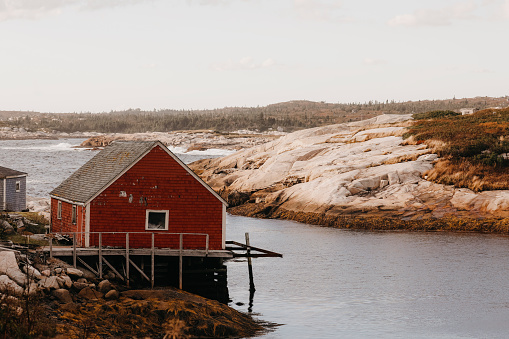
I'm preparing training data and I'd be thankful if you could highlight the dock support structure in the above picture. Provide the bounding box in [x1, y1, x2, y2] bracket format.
[245, 232, 255, 292]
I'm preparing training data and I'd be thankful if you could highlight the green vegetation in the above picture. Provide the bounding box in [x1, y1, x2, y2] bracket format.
[406, 107, 509, 191]
[3, 96, 507, 133]
[412, 110, 460, 120]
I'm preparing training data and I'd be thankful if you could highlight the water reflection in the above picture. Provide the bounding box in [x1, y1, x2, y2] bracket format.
[226, 215, 509, 339]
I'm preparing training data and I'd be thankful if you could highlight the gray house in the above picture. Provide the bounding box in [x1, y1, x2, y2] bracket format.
[0, 166, 27, 212]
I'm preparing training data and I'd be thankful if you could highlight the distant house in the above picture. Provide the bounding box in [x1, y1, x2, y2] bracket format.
[0, 166, 27, 212]
[50, 141, 228, 249]
[460, 108, 478, 115]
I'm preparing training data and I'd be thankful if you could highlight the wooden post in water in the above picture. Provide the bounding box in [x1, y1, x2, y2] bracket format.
[245, 232, 255, 292]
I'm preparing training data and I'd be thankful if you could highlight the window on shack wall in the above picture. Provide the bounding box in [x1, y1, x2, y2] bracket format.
[72, 205, 77, 224]
[57, 201, 62, 219]
[15, 181, 20, 192]
[146, 210, 169, 231]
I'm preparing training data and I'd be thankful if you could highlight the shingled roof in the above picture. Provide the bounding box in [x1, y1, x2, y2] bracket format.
[0, 166, 27, 179]
[50, 141, 227, 205]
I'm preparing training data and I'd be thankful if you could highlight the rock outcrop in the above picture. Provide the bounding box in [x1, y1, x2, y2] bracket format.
[190, 114, 509, 221]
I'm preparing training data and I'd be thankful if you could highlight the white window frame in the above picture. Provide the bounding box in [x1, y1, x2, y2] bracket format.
[72, 205, 77, 225]
[15, 181, 20, 192]
[57, 201, 62, 219]
[145, 210, 169, 231]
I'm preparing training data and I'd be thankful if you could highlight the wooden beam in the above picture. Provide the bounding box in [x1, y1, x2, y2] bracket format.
[102, 257, 125, 282]
[122, 256, 150, 282]
[77, 257, 98, 276]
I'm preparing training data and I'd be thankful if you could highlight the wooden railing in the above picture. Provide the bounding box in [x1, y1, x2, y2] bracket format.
[46, 231, 210, 289]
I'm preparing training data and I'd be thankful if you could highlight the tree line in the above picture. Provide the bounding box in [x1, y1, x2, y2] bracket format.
[3, 97, 508, 134]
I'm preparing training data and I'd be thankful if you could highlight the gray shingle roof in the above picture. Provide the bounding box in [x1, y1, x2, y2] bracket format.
[50, 141, 157, 203]
[0, 166, 27, 179]
[50, 140, 227, 206]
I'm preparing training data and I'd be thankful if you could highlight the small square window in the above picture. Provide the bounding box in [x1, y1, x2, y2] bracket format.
[146, 210, 169, 230]
[72, 205, 77, 224]
[57, 201, 62, 219]
[15, 181, 20, 192]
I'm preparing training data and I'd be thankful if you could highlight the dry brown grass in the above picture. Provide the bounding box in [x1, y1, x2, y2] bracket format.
[55, 290, 267, 338]
[405, 107, 509, 191]
[424, 158, 509, 191]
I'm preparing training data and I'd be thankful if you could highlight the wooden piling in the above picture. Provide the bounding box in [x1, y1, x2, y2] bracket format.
[151, 233, 155, 288]
[99, 233, 103, 279]
[245, 232, 255, 292]
[126, 233, 130, 288]
[73, 233, 77, 268]
[179, 233, 183, 289]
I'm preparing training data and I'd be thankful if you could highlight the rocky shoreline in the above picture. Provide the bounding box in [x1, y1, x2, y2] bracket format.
[0, 243, 267, 338]
[190, 114, 509, 230]
[0, 213, 268, 338]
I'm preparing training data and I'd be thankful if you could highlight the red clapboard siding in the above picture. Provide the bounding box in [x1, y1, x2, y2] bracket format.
[51, 199, 86, 246]
[86, 145, 224, 249]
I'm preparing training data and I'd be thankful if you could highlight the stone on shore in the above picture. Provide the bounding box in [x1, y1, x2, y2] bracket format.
[104, 289, 119, 300]
[65, 267, 84, 278]
[52, 289, 73, 304]
[78, 287, 103, 300]
[0, 275, 24, 295]
[39, 276, 60, 291]
[97, 280, 113, 294]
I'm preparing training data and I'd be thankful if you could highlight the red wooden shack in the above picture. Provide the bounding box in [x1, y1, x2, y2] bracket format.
[50, 141, 227, 250]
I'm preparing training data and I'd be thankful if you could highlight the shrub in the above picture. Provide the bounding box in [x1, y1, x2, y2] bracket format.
[412, 110, 460, 120]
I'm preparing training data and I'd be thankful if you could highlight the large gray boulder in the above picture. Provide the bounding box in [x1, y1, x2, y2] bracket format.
[0, 252, 27, 287]
[22, 265, 42, 280]
[0, 275, 23, 295]
[39, 276, 60, 291]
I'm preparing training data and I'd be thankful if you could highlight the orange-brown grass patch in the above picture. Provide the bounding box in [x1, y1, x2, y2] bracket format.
[55, 289, 268, 339]
[405, 107, 509, 190]
[424, 158, 509, 191]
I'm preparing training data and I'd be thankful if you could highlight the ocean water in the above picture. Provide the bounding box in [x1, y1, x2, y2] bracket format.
[2, 139, 509, 338]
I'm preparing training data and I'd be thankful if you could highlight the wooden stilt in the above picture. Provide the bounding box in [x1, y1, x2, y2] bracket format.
[245, 232, 255, 292]
[126, 233, 130, 287]
[179, 233, 183, 290]
[98, 233, 103, 279]
[77, 257, 98, 276]
[127, 258, 150, 282]
[73, 233, 77, 268]
[151, 233, 155, 289]
[102, 257, 124, 281]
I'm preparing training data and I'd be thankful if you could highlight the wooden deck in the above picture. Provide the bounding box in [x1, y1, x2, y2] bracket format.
[41, 246, 233, 258]
[38, 231, 282, 291]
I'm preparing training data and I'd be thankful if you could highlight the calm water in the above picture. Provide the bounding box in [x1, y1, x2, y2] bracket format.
[2, 139, 509, 338]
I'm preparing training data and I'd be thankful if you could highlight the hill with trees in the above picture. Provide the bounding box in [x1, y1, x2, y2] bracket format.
[1, 96, 508, 134]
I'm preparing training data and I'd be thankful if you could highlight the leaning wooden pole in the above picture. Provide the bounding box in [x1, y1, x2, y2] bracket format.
[245, 232, 255, 292]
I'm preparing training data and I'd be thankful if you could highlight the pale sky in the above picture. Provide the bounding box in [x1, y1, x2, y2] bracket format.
[0, 0, 508, 112]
